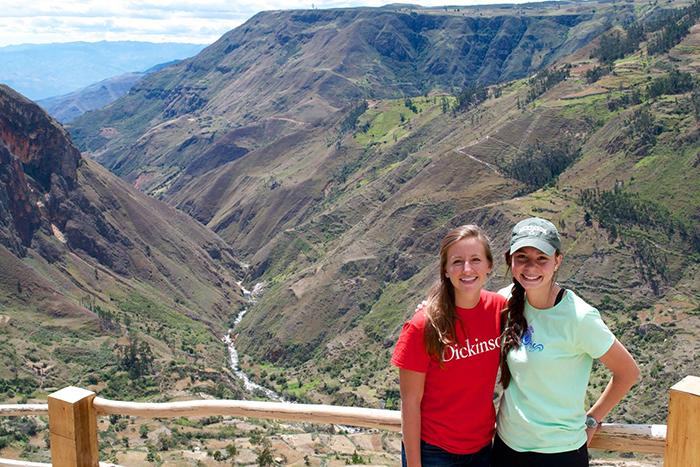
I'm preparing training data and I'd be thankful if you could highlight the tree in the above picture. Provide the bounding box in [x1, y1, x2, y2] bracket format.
[349, 451, 367, 464]
[257, 446, 275, 467]
[157, 433, 173, 451]
[117, 334, 154, 379]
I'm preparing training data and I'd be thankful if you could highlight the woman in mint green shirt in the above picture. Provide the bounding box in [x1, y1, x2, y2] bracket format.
[491, 218, 640, 467]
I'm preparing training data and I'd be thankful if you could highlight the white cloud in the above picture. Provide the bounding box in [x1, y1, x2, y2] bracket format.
[0, 0, 544, 47]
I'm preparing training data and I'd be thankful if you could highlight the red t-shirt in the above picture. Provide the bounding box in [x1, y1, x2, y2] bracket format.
[391, 289, 506, 454]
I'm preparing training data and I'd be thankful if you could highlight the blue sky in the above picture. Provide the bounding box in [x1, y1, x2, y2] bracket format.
[0, 0, 538, 47]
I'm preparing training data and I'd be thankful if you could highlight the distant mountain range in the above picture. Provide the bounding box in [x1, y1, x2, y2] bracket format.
[0, 41, 206, 100]
[37, 61, 179, 124]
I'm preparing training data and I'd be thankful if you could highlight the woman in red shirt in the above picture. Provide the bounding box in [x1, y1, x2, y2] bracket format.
[391, 225, 507, 467]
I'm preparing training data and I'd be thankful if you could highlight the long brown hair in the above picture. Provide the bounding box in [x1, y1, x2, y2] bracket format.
[423, 225, 494, 367]
[499, 249, 561, 388]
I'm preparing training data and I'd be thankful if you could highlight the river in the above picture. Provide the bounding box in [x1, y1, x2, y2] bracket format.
[222, 307, 286, 402]
[222, 283, 359, 432]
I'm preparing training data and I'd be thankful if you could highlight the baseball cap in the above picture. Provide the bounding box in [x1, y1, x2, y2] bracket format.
[510, 217, 561, 256]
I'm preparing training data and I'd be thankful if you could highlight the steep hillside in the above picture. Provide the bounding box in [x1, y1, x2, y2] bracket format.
[68, 2, 630, 195]
[0, 84, 247, 401]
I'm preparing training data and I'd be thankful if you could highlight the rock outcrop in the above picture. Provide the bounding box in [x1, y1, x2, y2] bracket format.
[0, 83, 245, 324]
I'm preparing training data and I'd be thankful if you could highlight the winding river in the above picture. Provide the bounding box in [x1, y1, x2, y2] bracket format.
[222, 307, 286, 402]
[223, 282, 360, 432]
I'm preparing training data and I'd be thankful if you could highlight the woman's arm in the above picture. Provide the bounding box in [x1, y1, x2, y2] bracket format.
[586, 338, 641, 446]
[399, 368, 426, 467]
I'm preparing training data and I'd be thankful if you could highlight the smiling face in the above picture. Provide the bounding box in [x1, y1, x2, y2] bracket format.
[510, 246, 562, 297]
[444, 237, 492, 308]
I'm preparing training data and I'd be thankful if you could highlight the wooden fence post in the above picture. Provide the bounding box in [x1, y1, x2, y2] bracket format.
[48, 387, 99, 467]
[664, 375, 700, 466]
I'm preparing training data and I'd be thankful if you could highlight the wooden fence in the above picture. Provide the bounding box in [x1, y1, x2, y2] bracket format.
[0, 375, 698, 466]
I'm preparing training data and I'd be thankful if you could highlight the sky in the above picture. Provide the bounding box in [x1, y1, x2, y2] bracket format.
[0, 0, 537, 48]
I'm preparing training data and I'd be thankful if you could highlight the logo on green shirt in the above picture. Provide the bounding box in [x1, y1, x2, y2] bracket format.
[522, 326, 544, 352]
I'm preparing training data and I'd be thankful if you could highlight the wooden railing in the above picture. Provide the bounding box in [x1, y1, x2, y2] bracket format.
[0, 375, 698, 466]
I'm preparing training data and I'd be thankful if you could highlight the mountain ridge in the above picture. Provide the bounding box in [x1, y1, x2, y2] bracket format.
[0, 41, 206, 100]
[37, 61, 180, 124]
[68, 4, 623, 196]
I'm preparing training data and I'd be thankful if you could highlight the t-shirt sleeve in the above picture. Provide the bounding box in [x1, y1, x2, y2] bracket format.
[574, 309, 616, 359]
[391, 319, 430, 373]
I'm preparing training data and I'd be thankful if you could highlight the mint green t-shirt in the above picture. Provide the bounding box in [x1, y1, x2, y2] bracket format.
[496, 285, 616, 453]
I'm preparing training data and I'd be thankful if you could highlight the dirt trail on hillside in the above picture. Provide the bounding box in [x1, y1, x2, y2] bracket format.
[455, 145, 503, 176]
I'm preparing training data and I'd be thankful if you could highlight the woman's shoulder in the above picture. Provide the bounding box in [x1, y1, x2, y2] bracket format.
[562, 289, 596, 312]
[405, 306, 427, 328]
[557, 289, 603, 325]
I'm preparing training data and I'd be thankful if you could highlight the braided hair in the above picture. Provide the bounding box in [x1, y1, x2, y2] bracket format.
[499, 249, 561, 388]
[423, 225, 493, 368]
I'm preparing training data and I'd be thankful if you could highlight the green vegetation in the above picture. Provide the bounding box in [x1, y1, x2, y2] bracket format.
[646, 68, 695, 100]
[340, 100, 369, 136]
[592, 23, 645, 65]
[353, 97, 438, 147]
[585, 64, 614, 84]
[0, 377, 38, 400]
[499, 140, 582, 190]
[116, 334, 154, 380]
[0, 417, 40, 450]
[647, 0, 700, 55]
[579, 184, 700, 256]
[591, 2, 700, 65]
[453, 85, 488, 113]
[626, 105, 662, 146]
[526, 65, 570, 103]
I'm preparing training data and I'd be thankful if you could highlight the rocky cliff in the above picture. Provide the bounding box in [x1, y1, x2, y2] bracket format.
[0, 83, 246, 332]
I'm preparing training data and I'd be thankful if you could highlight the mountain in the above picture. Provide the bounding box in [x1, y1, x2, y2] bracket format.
[68, 3, 629, 195]
[37, 61, 179, 124]
[0, 84, 247, 399]
[4, 4, 698, 464]
[0, 41, 206, 100]
[62, 3, 700, 430]
[166, 3, 699, 427]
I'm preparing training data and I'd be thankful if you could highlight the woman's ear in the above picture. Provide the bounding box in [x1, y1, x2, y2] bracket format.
[554, 254, 563, 271]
